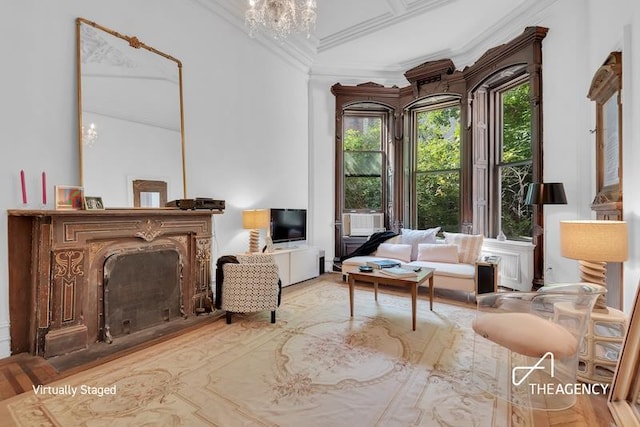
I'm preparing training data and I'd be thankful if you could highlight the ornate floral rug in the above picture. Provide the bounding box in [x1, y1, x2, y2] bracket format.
[0, 280, 533, 426]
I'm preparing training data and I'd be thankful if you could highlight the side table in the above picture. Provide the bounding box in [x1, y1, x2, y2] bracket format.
[578, 307, 627, 384]
[475, 256, 500, 294]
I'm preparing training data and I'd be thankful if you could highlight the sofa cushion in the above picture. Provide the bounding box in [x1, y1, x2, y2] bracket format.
[401, 227, 440, 261]
[417, 243, 459, 264]
[443, 232, 483, 264]
[408, 261, 475, 279]
[373, 243, 412, 263]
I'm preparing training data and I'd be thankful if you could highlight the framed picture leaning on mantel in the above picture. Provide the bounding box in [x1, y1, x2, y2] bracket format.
[84, 196, 104, 210]
[587, 51, 622, 219]
[54, 185, 84, 210]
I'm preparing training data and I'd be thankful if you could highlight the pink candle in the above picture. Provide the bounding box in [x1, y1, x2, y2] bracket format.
[42, 172, 47, 205]
[20, 170, 27, 204]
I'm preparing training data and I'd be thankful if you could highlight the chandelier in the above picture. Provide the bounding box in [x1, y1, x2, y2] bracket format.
[82, 122, 98, 146]
[245, 0, 317, 41]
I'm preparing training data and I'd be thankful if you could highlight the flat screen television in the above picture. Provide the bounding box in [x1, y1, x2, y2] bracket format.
[270, 208, 307, 244]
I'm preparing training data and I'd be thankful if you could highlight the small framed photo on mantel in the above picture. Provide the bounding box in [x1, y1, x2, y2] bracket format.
[84, 196, 104, 210]
[54, 185, 84, 210]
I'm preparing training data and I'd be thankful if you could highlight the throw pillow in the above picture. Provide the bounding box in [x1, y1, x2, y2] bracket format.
[443, 232, 483, 264]
[400, 227, 441, 261]
[416, 243, 459, 264]
[373, 243, 412, 263]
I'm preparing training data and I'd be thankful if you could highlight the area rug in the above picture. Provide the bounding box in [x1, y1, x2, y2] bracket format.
[0, 280, 533, 426]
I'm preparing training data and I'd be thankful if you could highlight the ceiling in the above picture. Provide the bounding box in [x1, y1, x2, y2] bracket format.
[195, 0, 557, 80]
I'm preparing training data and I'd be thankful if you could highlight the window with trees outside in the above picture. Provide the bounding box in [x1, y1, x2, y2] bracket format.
[342, 112, 386, 212]
[413, 102, 461, 232]
[495, 80, 533, 240]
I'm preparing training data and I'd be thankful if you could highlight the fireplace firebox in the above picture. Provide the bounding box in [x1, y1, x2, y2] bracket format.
[103, 249, 182, 342]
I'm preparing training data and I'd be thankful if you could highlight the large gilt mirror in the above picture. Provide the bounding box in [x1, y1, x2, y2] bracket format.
[76, 17, 186, 207]
[609, 281, 640, 426]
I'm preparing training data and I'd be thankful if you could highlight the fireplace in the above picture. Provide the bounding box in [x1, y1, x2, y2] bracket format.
[8, 209, 218, 358]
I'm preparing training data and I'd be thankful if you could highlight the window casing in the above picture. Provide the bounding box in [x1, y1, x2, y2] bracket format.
[342, 110, 389, 213]
[492, 79, 533, 240]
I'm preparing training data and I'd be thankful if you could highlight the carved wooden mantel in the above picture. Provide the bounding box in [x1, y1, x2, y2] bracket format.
[8, 208, 218, 358]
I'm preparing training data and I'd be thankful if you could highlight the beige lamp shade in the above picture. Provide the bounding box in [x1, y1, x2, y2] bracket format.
[560, 220, 628, 307]
[560, 220, 628, 262]
[242, 209, 270, 230]
[243, 209, 270, 253]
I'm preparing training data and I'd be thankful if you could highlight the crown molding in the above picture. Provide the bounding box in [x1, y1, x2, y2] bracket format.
[446, 0, 558, 69]
[318, 0, 457, 52]
[395, 0, 558, 72]
[309, 65, 407, 87]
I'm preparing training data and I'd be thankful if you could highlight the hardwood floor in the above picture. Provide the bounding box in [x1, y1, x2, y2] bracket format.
[0, 353, 57, 401]
[0, 274, 616, 426]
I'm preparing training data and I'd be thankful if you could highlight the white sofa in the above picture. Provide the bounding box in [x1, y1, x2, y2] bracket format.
[341, 230, 483, 296]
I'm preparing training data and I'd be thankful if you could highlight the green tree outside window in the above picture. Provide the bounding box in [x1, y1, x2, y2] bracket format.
[343, 116, 383, 211]
[499, 82, 533, 240]
[415, 105, 461, 232]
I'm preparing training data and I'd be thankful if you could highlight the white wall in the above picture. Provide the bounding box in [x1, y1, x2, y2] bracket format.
[537, 1, 592, 285]
[0, 0, 310, 358]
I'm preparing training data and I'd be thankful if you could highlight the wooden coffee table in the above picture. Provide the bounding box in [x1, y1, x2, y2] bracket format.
[347, 267, 435, 331]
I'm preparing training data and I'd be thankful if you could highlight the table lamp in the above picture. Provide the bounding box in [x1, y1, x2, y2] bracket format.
[525, 182, 567, 284]
[559, 219, 628, 384]
[524, 182, 567, 205]
[559, 220, 628, 310]
[243, 209, 270, 253]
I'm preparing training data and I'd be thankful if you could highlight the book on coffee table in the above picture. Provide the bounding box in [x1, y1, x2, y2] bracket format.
[378, 267, 418, 278]
[366, 259, 401, 269]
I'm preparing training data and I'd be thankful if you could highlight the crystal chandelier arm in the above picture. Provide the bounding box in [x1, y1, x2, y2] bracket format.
[245, 0, 316, 40]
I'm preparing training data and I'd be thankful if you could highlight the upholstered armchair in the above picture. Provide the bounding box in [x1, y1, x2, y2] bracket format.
[220, 254, 281, 324]
[471, 283, 606, 410]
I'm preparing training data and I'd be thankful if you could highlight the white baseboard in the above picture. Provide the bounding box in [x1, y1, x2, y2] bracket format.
[0, 320, 11, 359]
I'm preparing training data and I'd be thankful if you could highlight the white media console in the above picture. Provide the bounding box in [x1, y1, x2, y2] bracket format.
[269, 246, 320, 287]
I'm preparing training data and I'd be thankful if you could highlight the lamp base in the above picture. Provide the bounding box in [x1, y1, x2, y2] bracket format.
[578, 260, 608, 310]
[248, 229, 260, 253]
[578, 260, 606, 286]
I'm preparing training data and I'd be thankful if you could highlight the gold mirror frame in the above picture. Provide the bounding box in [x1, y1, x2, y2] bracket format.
[588, 52, 622, 214]
[609, 281, 640, 426]
[76, 17, 187, 206]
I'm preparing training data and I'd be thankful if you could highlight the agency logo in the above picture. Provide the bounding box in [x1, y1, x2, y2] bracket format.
[512, 351, 554, 386]
[512, 352, 609, 395]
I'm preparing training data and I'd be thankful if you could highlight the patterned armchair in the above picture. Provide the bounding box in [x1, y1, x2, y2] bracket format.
[220, 254, 281, 324]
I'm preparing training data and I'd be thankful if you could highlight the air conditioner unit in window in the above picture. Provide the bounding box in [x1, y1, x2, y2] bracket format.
[342, 213, 385, 236]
